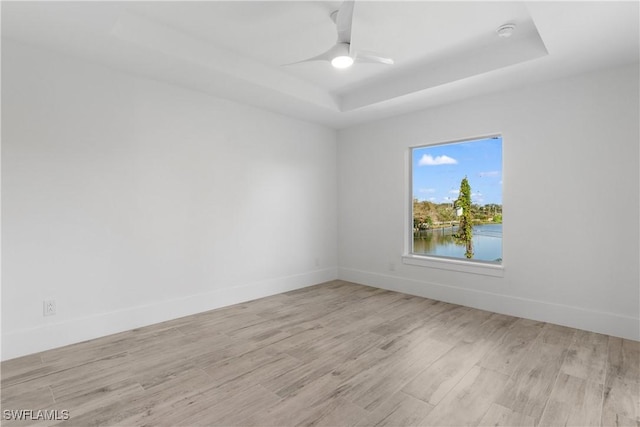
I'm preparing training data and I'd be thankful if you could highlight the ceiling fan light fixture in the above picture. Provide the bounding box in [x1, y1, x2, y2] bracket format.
[283, 3, 393, 69]
[331, 55, 354, 68]
[329, 42, 354, 69]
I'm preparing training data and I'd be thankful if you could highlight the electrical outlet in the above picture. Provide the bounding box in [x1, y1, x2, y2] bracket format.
[388, 262, 396, 272]
[43, 299, 56, 316]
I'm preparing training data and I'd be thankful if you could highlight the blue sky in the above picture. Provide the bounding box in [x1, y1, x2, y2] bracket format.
[413, 136, 502, 205]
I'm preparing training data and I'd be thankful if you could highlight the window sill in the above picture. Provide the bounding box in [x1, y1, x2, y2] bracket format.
[402, 254, 504, 277]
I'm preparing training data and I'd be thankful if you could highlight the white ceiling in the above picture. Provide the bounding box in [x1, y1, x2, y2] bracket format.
[2, 1, 639, 129]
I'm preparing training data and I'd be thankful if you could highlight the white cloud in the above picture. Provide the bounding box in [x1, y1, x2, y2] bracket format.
[418, 154, 458, 166]
[479, 171, 500, 178]
[419, 188, 436, 193]
[449, 189, 460, 194]
[429, 197, 436, 201]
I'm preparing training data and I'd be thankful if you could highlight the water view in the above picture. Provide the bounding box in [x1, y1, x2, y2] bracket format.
[412, 136, 503, 263]
[413, 223, 502, 262]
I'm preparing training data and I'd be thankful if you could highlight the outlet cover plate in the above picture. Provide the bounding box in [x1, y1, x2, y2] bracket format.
[43, 300, 56, 316]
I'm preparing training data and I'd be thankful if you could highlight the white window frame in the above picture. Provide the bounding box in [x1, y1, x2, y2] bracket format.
[402, 134, 505, 277]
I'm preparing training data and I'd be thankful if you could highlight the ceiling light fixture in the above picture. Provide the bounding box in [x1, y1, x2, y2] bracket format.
[331, 55, 354, 69]
[285, 2, 392, 69]
[497, 23, 516, 38]
[329, 42, 354, 69]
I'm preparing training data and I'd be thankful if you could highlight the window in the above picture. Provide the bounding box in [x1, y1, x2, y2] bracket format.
[409, 136, 503, 267]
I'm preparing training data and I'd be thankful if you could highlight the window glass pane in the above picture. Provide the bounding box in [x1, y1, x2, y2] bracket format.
[412, 136, 502, 263]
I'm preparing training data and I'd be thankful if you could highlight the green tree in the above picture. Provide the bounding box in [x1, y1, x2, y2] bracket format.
[454, 177, 474, 258]
[436, 204, 454, 222]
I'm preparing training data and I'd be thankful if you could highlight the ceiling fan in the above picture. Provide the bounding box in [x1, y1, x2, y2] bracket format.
[288, 0, 394, 69]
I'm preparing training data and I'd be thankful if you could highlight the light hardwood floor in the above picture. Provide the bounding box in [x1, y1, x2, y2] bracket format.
[2, 280, 639, 426]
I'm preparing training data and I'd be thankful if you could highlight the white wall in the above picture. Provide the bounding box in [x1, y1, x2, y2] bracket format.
[338, 64, 640, 341]
[3, 39, 638, 362]
[1, 40, 338, 360]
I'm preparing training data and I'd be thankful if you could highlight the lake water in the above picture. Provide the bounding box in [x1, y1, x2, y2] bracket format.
[413, 223, 502, 262]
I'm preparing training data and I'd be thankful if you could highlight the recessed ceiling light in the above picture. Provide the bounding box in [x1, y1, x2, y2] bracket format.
[497, 23, 516, 38]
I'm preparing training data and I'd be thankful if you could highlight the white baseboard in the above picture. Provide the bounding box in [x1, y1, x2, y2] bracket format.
[1, 268, 338, 361]
[339, 267, 640, 342]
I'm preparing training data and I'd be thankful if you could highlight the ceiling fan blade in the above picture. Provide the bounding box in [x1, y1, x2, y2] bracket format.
[283, 49, 333, 66]
[336, 0, 354, 44]
[354, 51, 394, 65]
[283, 43, 351, 66]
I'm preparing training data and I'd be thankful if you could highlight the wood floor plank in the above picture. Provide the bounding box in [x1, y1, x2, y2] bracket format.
[54, 378, 146, 424]
[283, 329, 384, 365]
[1, 280, 637, 427]
[260, 352, 343, 398]
[356, 391, 434, 427]
[241, 372, 350, 426]
[493, 339, 569, 423]
[608, 337, 640, 383]
[346, 337, 452, 411]
[39, 326, 186, 368]
[0, 382, 55, 411]
[419, 365, 510, 426]
[202, 348, 302, 388]
[224, 318, 289, 344]
[2, 351, 132, 395]
[1, 353, 43, 374]
[402, 338, 485, 405]
[538, 323, 577, 346]
[176, 311, 267, 337]
[65, 367, 213, 426]
[368, 299, 451, 337]
[601, 375, 640, 426]
[1, 362, 63, 389]
[159, 383, 282, 427]
[419, 305, 494, 346]
[478, 403, 536, 426]
[401, 314, 511, 406]
[372, 293, 439, 323]
[561, 329, 609, 384]
[188, 333, 265, 369]
[131, 355, 200, 390]
[49, 364, 136, 403]
[538, 372, 604, 426]
[477, 318, 544, 376]
[303, 399, 369, 427]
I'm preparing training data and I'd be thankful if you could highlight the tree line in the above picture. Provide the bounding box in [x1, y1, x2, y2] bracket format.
[412, 199, 502, 230]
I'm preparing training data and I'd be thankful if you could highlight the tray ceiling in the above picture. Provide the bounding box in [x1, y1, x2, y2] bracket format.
[2, 1, 638, 128]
